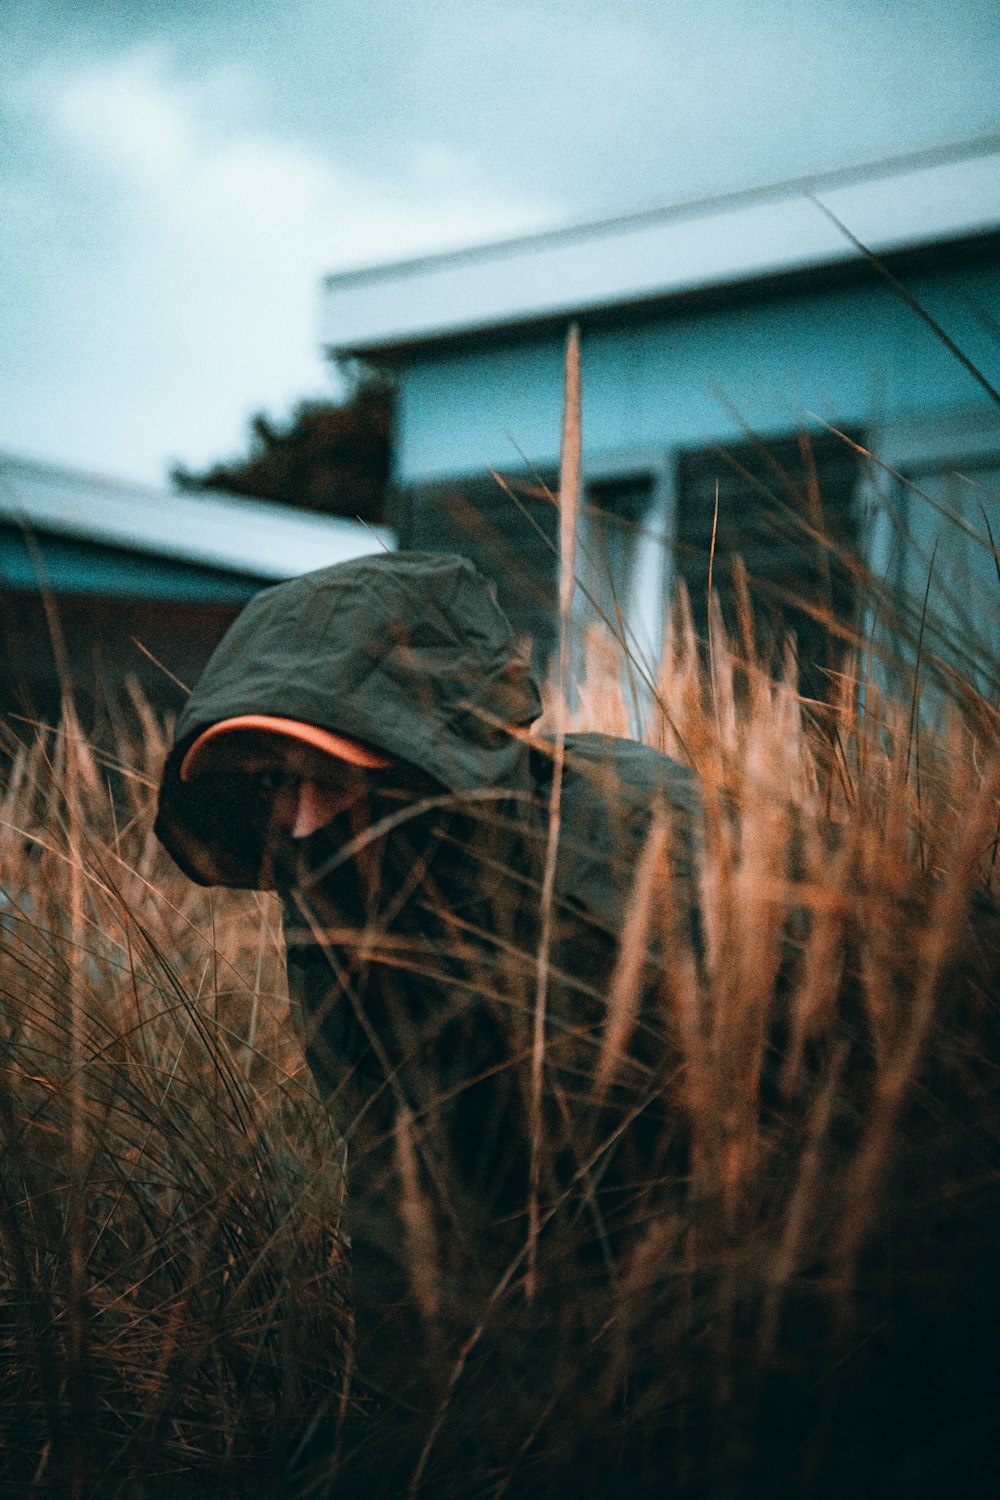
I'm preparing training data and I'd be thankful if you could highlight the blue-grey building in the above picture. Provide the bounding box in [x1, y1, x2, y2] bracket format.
[322, 136, 1000, 691]
[0, 453, 393, 717]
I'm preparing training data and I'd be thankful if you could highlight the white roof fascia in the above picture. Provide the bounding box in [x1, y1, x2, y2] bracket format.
[321, 141, 1000, 354]
[0, 455, 394, 578]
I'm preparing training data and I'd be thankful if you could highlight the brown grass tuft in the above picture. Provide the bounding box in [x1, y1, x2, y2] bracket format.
[1, 436, 998, 1496]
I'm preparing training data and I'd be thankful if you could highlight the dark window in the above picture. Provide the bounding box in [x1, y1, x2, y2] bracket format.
[891, 458, 1000, 700]
[577, 473, 661, 660]
[675, 430, 865, 696]
[583, 474, 657, 595]
[395, 469, 559, 664]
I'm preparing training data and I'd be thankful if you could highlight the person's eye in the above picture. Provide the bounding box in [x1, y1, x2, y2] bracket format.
[254, 769, 286, 794]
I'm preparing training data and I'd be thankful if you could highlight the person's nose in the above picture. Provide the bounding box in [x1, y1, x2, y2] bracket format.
[272, 778, 356, 840]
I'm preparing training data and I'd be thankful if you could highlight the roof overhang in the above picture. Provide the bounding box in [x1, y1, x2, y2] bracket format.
[321, 136, 1000, 359]
[0, 455, 394, 581]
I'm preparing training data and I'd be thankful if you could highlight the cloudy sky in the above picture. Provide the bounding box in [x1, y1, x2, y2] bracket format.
[4, 0, 1000, 485]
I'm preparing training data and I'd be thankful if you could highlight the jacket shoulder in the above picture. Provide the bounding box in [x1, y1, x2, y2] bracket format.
[564, 733, 699, 809]
[541, 734, 701, 936]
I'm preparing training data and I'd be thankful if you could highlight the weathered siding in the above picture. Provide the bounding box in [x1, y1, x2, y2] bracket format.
[395, 470, 559, 666]
[0, 591, 242, 724]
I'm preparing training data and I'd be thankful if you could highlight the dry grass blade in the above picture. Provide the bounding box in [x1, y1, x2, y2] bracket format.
[905, 535, 938, 791]
[595, 807, 668, 1097]
[810, 194, 1000, 411]
[707, 477, 722, 741]
[526, 321, 580, 1301]
[394, 1106, 441, 1329]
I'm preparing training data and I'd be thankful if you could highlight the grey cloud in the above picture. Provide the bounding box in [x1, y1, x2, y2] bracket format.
[11, 0, 1000, 218]
[4, 0, 1000, 481]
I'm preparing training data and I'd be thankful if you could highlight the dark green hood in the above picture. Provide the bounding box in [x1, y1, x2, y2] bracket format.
[155, 551, 542, 886]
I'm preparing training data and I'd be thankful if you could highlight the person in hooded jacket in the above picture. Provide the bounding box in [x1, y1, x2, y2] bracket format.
[155, 549, 700, 1466]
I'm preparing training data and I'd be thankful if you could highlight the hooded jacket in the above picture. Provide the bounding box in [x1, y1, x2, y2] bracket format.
[156, 551, 700, 1262]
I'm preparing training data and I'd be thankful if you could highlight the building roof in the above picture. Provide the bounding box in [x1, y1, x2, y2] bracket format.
[321, 134, 1000, 357]
[0, 452, 394, 589]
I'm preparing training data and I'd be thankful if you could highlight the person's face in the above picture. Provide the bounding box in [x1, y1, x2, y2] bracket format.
[223, 733, 440, 898]
[242, 741, 380, 842]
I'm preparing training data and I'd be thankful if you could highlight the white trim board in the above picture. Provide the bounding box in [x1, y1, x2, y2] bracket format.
[323, 138, 1000, 355]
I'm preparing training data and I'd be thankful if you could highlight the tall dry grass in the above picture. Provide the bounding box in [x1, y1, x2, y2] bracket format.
[1, 444, 999, 1494]
[0, 695, 349, 1497]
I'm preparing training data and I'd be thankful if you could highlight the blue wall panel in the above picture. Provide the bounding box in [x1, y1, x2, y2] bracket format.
[396, 263, 1000, 482]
